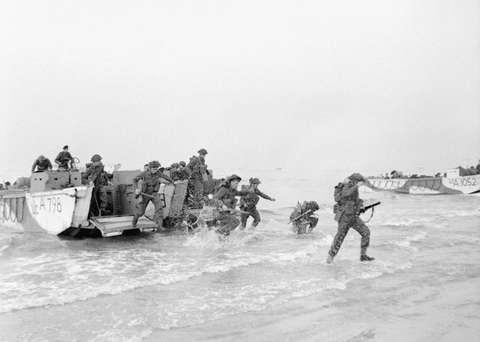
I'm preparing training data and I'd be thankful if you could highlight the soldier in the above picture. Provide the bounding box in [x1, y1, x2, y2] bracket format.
[239, 178, 275, 229]
[327, 173, 374, 264]
[31, 155, 53, 173]
[186, 148, 209, 208]
[54, 145, 74, 171]
[289, 201, 319, 234]
[212, 174, 251, 236]
[83, 154, 112, 216]
[132, 160, 175, 230]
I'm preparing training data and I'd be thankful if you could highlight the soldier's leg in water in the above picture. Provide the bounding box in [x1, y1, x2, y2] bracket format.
[240, 212, 249, 229]
[251, 208, 261, 228]
[327, 216, 353, 262]
[152, 195, 165, 230]
[132, 198, 149, 227]
[218, 213, 240, 236]
[352, 218, 374, 261]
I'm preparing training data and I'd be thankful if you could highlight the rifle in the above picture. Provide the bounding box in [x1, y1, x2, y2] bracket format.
[360, 201, 381, 213]
[288, 209, 312, 224]
[358, 201, 381, 222]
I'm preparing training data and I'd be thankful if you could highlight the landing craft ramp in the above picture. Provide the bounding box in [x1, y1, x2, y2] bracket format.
[89, 215, 157, 237]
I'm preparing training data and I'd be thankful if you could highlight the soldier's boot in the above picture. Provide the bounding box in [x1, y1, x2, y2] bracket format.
[326, 254, 334, 264]
[132, 214, 139, 228]
[360, 247, 375, 262]
[240, 224, 246, 231]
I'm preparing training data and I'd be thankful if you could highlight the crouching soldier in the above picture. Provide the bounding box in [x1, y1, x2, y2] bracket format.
[327, 173, 374, 264]
[289, 201, 319, 234]
[240, 178, 275, 230]
[212, 174, 251, 236]
[132, 160, 175, 231]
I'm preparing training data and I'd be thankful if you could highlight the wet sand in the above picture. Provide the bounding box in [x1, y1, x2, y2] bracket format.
[148, 269, 480, 342]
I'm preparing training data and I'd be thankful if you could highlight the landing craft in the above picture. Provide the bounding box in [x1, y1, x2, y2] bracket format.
[360, 168, 480, 195]
[0, 169, 192, 237]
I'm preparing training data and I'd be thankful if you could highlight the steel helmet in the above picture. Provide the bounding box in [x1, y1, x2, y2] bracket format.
[91, 154, 102, 162]
[249, 178, 261, 184]
[349, 173, 365, 182]
[149, 160, 161, 168]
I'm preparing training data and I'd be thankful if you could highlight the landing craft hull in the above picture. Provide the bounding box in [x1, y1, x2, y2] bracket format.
[362, 175, 480, 195]
[0, 186, 93, 234]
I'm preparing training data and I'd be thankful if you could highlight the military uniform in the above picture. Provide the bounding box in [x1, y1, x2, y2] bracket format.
[290, 201, 319, 234]
[186, 149, 208, 208]
[32, 156, 53, 173]
[55, 150, 73, 170]
[328, 173, 373, 262]
[240, 178, 274, 229]
[83, 157, 111, 214]
[213, 175, 249, 235]
[132, 161, 175, 229]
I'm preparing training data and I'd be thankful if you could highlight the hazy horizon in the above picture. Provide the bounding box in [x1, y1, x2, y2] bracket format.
[1, 0, 479, 182]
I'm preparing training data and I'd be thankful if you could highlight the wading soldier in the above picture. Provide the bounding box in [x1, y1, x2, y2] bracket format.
[132, 160, 175, 230]
[186, 148, 209, 208]
[213, 174, 251, 236]
[327, 173, 374, 264]
[290, 201, 320, 234]
[240, 178, 275, 229]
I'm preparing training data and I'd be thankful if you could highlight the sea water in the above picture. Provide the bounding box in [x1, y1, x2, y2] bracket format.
[0, 169, 479, 342]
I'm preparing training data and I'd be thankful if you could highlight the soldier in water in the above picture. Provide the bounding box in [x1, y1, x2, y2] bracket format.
[212, 174, 251, 236]
[290, 201, 319, 234]
[132, 160, 175, 231]
[239, 178, 276, 230]
[327, 173, 374, 264]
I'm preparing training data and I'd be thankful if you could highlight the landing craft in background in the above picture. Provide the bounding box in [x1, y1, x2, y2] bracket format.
[361, 169, 480, 195]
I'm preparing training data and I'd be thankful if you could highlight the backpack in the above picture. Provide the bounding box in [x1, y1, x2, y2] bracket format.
[333, 182, 344, 216]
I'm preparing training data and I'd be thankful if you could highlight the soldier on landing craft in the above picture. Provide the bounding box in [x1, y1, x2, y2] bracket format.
[32, 155, 53, 173]
[239, 178, 275, 230]
[132, 161, 175, 231]
[170, 163, 189, 181]
[82, 154, 113, 216]
[327, 173, 374, 264]
[186, 149, 209, 208]
[55, 145, 74, 171]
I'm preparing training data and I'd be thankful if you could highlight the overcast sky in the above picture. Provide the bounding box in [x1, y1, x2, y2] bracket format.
[1, 0, 479, 181]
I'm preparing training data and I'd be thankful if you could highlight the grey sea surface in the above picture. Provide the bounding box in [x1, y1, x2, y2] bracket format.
[0, 170, 479, 341]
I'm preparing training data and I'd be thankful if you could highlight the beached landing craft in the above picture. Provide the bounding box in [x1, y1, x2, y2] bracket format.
[0, 170, 189, 237]
[361, 168, 480, 195]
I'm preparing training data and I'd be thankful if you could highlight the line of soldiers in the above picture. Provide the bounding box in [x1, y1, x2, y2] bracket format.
[30, 146, 375, 264]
